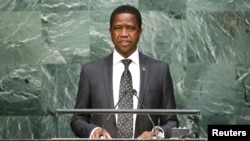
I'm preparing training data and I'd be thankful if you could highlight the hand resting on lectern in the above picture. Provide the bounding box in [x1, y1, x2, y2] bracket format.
[90, 127, 112, 139]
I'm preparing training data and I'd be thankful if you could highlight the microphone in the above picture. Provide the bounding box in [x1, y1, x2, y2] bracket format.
[100, 90, 128, 138]
[131, 89, 156, 137]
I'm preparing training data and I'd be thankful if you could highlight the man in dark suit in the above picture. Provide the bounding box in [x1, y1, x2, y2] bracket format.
[70, 4, 179, 139]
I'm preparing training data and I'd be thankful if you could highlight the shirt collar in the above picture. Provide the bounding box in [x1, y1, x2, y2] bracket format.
[113, 49, 139, 65]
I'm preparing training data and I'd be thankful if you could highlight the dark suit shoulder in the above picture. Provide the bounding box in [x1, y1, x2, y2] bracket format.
[83, 58, 104, 67]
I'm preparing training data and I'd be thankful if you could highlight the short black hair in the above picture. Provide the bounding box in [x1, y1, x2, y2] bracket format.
[110, 5, 142, 28]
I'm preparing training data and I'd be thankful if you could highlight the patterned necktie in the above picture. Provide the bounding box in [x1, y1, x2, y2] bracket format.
[117, 59, 133, 138]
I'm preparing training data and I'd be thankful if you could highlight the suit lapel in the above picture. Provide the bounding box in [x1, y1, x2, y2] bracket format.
[103, 53, 114, 108]
[138, 52, 149, 109]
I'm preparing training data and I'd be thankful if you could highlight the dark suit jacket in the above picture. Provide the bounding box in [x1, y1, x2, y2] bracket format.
[70, 51, 179, 138]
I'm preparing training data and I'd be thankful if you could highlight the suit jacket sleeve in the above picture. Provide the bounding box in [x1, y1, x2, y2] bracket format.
[70, 65, 97, 138]
[160, 63, 179, 138]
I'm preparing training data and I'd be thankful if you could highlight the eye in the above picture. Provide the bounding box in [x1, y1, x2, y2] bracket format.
[127, 26, 136, 32]
[113, 26, 122, 31]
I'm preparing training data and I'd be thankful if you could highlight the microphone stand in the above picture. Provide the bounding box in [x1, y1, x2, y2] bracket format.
[100, 91, 128, 138]
[98, 89, 176, 139]
[131, 89, 157, 137]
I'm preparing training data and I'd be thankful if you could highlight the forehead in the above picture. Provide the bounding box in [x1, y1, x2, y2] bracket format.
[112, 13, 138, 25]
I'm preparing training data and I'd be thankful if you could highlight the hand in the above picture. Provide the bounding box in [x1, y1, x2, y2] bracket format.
[136, 131, 154, 139]
[90, 128, 112, 139]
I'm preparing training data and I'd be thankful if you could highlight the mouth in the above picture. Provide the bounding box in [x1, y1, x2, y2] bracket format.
[120, 40, 130, 46]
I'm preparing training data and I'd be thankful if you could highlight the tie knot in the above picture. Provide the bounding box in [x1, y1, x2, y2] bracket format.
[121, 59, 132, 69]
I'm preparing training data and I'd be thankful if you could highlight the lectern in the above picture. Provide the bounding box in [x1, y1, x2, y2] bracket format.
[54, 109, 206, 141]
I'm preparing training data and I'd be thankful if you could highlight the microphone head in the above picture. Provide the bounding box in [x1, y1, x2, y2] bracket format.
[131, 89, 137, 95]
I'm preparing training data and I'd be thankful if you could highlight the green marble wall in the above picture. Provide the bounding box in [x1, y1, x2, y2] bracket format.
[0, 0, 249, 139]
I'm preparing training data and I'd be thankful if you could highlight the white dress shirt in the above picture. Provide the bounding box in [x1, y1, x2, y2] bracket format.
[113, 48, 140, 138]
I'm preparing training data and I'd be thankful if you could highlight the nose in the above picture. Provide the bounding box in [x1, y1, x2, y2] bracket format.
[121, 28, 128, 36]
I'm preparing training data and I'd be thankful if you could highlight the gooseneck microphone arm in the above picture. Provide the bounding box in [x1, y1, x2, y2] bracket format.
[131, 89, 156, 136]
[100, 90, 128, 138]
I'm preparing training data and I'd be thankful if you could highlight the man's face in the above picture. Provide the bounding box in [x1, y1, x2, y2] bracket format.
[109, 13, 142, 58]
